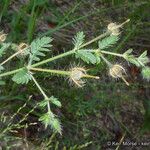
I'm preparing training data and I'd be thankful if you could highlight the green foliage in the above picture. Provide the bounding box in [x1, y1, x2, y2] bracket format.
[12, 69, 32, 84]
[98, 35, 119, 50]
[0, 65, 4, 71]
[0, 80, 5, 85]
[39, 96, 61, 108]
[124, 50, 149, 67]
[39, 112, 62, 134]
[141, 66, 150, 80]
[0, 43, 10, 57]
[73, 31, 85, 50]
[50, 96, 61, 107]
[75, 50, 100, 64]
[29, 37, 52, 63]
[138, 51, 149, 66]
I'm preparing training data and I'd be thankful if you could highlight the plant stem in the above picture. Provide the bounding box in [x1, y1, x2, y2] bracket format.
[30, 74, 51, 112]
[0, 50, 21, 66]
[100, 54, 112, 67]
[80, 31, 110, 48]
[84, 49, 124, 57]
[30, 67, 100, 80]
[30, 67, 71, 76]
[32, 50, 75, 68]
[101, 50, 124, 57]
[30, 74, 48, 99]
[82, 74, 100, 79]
[0, 68, 23, 77]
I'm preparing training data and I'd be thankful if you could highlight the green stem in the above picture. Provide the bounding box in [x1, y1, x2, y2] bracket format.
[79, 31, 110, 48]
[100, 54, 112, 67]
[101, 50, 124, 57]
[30, 74, 48, 99]
[30, 67, 70, 76]
[30, 67, 100, 79]
[32, 50, 75, 68]
[30, 74, 51, 112]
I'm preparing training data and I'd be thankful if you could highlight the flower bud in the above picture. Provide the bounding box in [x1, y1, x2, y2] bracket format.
[107, 23, 120, 36]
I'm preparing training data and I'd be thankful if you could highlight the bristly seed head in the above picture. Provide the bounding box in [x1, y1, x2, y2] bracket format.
[69, 67, 99, 87]
[109, 64, 125, 78]
[109, 64, 129, 86]
[107, 19, 130, 36]
[69, 67, 86, 87]
[0, 30, 7, 43]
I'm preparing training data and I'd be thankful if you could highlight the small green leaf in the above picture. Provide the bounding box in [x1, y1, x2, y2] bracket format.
[39, 112, 62, 134]
[12, 69, 32, 84]
[50, 96, 61, 107]
[138, 51, 149, 66]
[142, 67, 150, 81]
[140, 51, 147, 58]
[73, 31, 85, 50]
[123, 49, 133, 55]
[98, 35, 119, 50]
[76, 50, 97, 64]
[30, 36, 52, 63]
[50, 117, 62, 135]
[39, 112, 52, 128]
[39, 99, 48, 108]
[0, 43, 11, 57]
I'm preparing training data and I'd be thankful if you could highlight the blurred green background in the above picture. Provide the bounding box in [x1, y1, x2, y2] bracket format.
[0, 0, 150, 149]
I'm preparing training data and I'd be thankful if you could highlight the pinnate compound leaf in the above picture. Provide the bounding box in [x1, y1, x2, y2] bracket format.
[73, 31, 85, 50]
[50, 96, 61, 107]
[76, 50, 97, 64]
[98, 35, 119, 50]
[12, 69, 32, 84]
[39, 112, 62, 134]
[138, 51, 149, 66]
[124, 50, 149, 67]
[30, 37, 52, 62]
